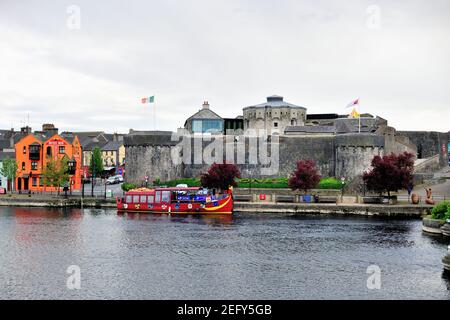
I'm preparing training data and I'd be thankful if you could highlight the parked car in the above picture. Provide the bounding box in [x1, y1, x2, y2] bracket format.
[106, 175, 124, 185]
[0, 187, 6, 194]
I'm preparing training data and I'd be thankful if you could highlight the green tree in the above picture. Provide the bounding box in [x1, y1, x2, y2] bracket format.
[89, 147, 104, 176]
[42, 157, 70, 195]
[0, 158, 18, 194]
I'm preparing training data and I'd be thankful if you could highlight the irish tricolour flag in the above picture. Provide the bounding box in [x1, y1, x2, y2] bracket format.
[141, 96, 155, 104]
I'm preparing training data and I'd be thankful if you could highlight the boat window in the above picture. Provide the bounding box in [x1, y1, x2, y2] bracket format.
[155, 191, 161, 203]
[140, 195, 146, 203]
[133, 195, 139, 203]
[126, 195, 132, 203]
[147, 195, 154, 204]
[161, 191, 171, 203]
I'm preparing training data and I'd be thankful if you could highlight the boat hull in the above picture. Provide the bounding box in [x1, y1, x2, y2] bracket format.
[116, 194, 233, 215]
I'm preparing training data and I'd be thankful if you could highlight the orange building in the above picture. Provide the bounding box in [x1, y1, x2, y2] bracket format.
[14, 130, 82, 192]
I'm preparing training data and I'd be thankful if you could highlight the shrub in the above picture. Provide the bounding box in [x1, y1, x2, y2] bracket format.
[121, 183, 137, 192]
[201, 163, 241, 190]
[431, 201, 450, 220]
[363, 152, 414, 197]
[318, 177, 343, 190]
[288, 160, 321, 194]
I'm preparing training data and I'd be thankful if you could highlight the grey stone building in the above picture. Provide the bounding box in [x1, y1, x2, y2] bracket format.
[243, 95, 307, 135]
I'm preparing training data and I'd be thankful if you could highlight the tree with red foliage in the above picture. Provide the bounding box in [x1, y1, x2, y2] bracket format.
[200, 163, 241, 191]
[363, 152, 415, 197]
[288, 160, 321, 194]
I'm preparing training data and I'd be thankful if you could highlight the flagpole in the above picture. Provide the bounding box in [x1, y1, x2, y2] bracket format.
[358, 101, 361, 134]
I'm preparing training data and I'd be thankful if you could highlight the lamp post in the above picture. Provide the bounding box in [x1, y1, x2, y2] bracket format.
[91, 151, 95, 197]
[340, 177, 346, 202]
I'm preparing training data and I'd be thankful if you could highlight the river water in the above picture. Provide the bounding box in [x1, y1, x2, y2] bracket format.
[0, 207, 449, 300]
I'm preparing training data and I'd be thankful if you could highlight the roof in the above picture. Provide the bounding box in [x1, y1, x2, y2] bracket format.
[0, 151, 15, 161]
[100, 141, 123, 151]
[244, 95, 306, 110]
[285, 126, 336, 134]
[83, 140, 109, 151]
[0, 139, 11, 149]
[334, 118, 379, 134]
[184, 108, 223, 125]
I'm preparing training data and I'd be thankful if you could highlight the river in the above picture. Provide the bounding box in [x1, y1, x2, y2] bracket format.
[0, 207, 448, 300]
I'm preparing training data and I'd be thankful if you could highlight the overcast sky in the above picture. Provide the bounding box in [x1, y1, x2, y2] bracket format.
[0, 0, 449, 133]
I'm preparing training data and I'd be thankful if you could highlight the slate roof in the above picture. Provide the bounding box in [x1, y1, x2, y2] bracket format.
[0, 151, 15, 160]
[83, 140, 109, 151]
[244, 95, 306, 110]
[0, 139, 11, 149]
[185, 108, 222, 122]
[285, 126, 336, 134]
[100, 141, 123, 151]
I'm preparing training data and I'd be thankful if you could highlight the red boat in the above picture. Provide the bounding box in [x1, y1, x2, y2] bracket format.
[116, 187, 233, 215]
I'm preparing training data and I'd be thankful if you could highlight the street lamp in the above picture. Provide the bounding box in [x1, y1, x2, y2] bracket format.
[340, 177, 346, 201]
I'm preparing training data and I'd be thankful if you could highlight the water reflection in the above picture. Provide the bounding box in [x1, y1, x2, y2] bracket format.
[0, 207, 449, 300]
[118, 212, 234, 226]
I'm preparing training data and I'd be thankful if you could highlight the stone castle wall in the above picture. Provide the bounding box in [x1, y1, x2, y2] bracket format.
[124, 132, 415, 185]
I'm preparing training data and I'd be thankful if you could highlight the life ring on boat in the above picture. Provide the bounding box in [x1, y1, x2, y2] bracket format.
[188, 203, 193, 209]
[123, 204, 128, 209]
[162, 205, 167, 210]
[206, 197, 211, 203]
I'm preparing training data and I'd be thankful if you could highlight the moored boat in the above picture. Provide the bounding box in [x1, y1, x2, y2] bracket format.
[116, 187, 233, 215]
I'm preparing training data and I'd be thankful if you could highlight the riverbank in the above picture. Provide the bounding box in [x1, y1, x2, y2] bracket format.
[0, 195, 116, 208]
[234, 202, 432, 217]
[0, 195, 432, 217]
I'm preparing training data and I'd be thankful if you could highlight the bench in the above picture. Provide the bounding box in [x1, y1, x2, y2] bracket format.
[363, 197, 383, 204]
[234, 194, 252, 202]
[276, 195, 295, 203]
[317, 196, 337, 204]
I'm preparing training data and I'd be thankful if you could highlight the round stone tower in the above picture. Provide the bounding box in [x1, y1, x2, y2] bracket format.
[243, 95, 307, 135]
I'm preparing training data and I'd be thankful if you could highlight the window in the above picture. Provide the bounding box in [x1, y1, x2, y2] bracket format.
[140, 195, 147, 203]
[274, 122, 278, 128]
[161, 191, 171, 203]
[46, 146, 52, 156]
[155, 191, 161, 203]
[31, 162, 38, 170]
[59, 146, 65, 154]
[192, 119, 223, 133]
[23, 146, 26, 154]
[22, 162, 25, 170]
[39, 177, 44, 187]
[32, 177, 37, 187]
[126, 195, 132, 203]
[133, 195, 139, 203]
[29, 145, 40, 160]
[147, 195, 154, 204]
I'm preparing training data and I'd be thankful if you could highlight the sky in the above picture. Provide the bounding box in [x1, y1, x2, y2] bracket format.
[0, 0, 449, 133]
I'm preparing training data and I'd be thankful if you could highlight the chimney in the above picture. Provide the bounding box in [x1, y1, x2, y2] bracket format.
[42, 123, 59, 136]
[20, 126, 32, 135]
[202, 101, 210, 110]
